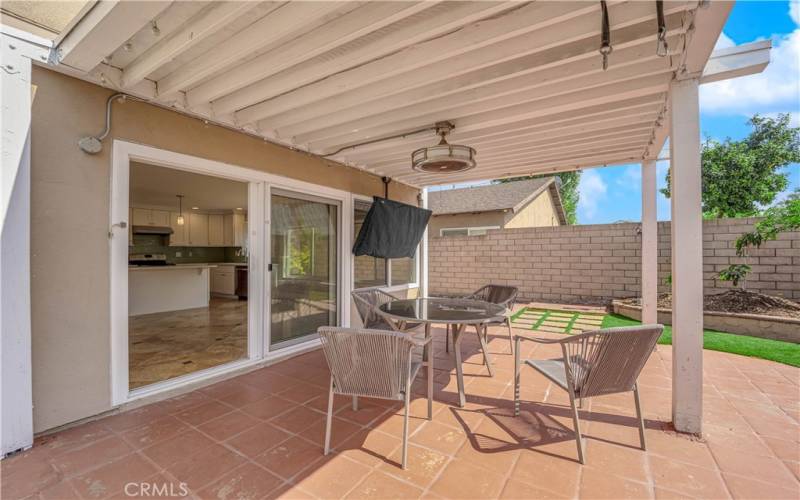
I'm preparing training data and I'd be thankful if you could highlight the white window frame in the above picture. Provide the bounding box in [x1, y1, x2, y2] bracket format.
[440, 225, 501, 237]
[110, 140, 353, 406]
[351, 194, 419, 293]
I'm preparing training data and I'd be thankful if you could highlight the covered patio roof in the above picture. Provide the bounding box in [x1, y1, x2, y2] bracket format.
[47, 1, 766, 187]
[0, 0, 776, 455]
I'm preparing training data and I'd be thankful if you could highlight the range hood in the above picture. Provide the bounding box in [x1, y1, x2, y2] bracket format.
[132, 225, 174, 235]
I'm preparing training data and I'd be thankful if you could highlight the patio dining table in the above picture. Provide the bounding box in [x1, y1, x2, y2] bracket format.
[380, 297, 507, 407]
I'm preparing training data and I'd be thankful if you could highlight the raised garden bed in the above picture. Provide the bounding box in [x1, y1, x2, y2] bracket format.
[613, 290, 800, 344]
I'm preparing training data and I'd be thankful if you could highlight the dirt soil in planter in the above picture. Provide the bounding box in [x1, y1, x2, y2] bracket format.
[622, 289, 800, 319]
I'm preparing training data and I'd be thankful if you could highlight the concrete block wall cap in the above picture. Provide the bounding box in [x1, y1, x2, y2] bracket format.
[611, 300, 800, 325]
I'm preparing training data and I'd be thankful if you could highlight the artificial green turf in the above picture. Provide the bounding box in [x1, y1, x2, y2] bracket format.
[601, 313, 800, 368]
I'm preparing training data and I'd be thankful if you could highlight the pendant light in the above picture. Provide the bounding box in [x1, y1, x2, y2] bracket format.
[411, 122, 476, 174]
[176, 195, 185, 225]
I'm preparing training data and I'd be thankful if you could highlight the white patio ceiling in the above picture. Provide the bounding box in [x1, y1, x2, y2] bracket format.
[50, 1, 755, 187]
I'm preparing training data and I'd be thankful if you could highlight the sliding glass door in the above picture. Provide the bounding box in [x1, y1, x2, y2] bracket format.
[270, 190, 339, 348]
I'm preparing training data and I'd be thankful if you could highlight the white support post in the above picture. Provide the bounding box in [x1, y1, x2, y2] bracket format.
[1, 34, 36, 456]
[668, 77, 704, 435]
[419, 188, 429, 298]
[641, 160, 658, 325]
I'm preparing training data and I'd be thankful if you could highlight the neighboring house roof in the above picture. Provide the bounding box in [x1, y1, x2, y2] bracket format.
[429, 177, 568, 224]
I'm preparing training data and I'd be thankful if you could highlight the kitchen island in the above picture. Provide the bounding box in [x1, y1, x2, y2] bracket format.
[129, 264, 218, 316]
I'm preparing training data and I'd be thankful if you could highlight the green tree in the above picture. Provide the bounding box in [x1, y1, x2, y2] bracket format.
[494, 171, 581, 224]
[717, 192, 800, 289]
[661, 114, 800, 218]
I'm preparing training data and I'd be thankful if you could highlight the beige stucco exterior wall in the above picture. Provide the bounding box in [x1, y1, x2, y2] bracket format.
[429, 189, 561, 236]
[29, 67, 418, 432]
[504, 189, 561, 228]
[428, 210, 506, 236]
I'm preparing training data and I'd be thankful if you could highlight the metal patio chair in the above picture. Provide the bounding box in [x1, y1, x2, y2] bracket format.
[447, 284, 518, 353]
[351, 288, 423, 333]
[514, 324, 663, 464]
[318, 326, 432, 469]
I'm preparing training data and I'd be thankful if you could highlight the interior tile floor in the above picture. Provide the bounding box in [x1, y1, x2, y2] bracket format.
[4, 323, 799, 499]
[129, 298, 247, 389]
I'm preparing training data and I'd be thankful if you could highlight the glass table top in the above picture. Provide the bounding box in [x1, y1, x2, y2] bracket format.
[379, 297, 507, 324]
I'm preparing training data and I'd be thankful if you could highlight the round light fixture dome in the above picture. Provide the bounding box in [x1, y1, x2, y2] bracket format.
[411, 122, 476, 174]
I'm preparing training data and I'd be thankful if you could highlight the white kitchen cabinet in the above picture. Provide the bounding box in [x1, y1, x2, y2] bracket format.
[188, 213, 209, 246]
[223, 214, 234, 246]
[210, 266, 236, 296]
[132, 208, 151, 226]
[132, 208, 170, 226]
[233, 213, 248, 248]
[208, 214, 224, 246]
[169, 212, 187, 246]
[151, 210, 169, 226]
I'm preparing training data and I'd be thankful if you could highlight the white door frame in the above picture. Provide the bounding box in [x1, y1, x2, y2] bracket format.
[110, 140, 353, 405]
[267, 187, 347, 350]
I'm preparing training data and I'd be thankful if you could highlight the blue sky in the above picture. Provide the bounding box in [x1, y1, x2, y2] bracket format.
[577, 1, 800, 224]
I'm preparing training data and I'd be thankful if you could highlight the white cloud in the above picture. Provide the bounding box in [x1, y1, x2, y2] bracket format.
[763, 110, 800, 127]
[700, 26, 800, 118]
[791, 0, 800, 25]
[577, 168, 608, 221]
[714, 31, 735, 50]
[616, 164, 642, 189]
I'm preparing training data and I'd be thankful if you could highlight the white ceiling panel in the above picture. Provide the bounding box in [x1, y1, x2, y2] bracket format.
[52, 0, 747, 187]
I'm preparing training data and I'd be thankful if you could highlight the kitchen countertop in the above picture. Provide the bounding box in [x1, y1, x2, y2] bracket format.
[128, 262, 247, 271]
[128, 264, 218, 271]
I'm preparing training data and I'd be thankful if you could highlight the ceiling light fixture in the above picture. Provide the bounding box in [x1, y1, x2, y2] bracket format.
[411, 122, 476, 174]
[192, 206, 199, 210]
[176, 195, 185, 225]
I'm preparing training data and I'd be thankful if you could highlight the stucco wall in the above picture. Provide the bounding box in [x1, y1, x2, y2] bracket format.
[29, 67, 418, 432]
[429, 218, 800, 303]
[428, 210, 506, 236]
[428, 190, 561, 236]
[504, 188, 561, 228]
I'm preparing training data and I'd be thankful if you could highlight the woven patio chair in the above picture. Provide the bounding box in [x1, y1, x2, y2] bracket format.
[351, 288, 423, 333]
[318, 326, 432, 469]
[446, 284, 518, 353]
[514, 324, 663, 464]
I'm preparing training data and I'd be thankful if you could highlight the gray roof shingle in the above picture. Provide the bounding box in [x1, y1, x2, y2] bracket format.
[429, 177, 564, 221]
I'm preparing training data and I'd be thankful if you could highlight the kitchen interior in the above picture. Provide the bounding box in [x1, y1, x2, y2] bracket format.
[128, 162, 249, 389]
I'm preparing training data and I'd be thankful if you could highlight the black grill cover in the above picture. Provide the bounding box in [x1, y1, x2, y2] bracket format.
[353, 197, 431, 259]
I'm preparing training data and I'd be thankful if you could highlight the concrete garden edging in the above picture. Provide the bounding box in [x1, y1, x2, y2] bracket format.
[611, 301, 800, 344]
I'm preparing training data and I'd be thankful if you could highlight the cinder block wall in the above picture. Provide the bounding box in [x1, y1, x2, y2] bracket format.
[429, 217, 800, 303]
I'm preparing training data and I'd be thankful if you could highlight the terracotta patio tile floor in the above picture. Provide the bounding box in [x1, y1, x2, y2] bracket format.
[3, 325, 799, 499]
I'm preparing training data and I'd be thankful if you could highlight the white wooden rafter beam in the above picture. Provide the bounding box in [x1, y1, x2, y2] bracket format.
[372, 131, 653, 173]
[121, 1, 258, 88]
[155, 1, 355, 98]
[309, 75, 670, 153]
[272, 30, 685, 140]
[363, 124, 656, 168]
[241, 1, 690, 127]
[405, 154, 642, 186]
[293, 56, 678, 146]
[185, 1, 439, 107]
[700, 39, 771, 84]
[217, 0, 521, 118]
[341, 98, 665, 160]
[56, 0, 171, 72]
